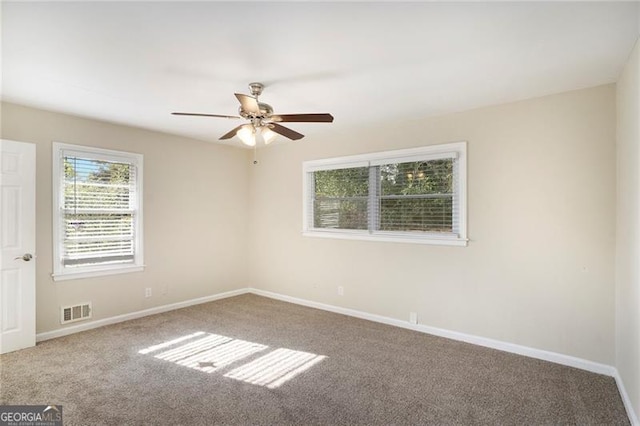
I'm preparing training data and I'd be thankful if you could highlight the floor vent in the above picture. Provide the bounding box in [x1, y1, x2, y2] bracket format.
[61, 302, 92, 324]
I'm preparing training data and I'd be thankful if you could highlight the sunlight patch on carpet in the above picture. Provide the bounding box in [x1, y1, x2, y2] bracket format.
[224, 348, 327, 389]
[139, 332, 267, 373]
[138, 331, 206, 355]
[138, 332, 326, 387]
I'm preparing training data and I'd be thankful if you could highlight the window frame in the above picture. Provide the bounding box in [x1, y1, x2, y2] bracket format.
[302, 142, 467, 246]
[52, 142, 144, 281]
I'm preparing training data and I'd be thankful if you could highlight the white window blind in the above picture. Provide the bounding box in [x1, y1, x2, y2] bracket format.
[303, 142, 467, 246]
[377, 158, 458, 234]
[312, 166, 369, 230]
[53, 143, 144, 280]
[63, 155, 136, 267]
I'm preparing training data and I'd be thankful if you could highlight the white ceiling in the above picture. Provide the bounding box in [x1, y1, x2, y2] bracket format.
[2, 1, 639, 146]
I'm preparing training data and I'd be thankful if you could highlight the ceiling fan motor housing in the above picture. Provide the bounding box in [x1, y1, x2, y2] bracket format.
[238, 102, 273, 120]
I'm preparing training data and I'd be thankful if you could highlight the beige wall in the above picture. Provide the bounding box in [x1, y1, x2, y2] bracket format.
[249, 85, 617, 365]
[1, 103, 251, 334]
[616, 37, 640, 419]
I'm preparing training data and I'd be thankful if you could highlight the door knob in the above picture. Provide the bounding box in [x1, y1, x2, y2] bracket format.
[14, 253, 33, 261]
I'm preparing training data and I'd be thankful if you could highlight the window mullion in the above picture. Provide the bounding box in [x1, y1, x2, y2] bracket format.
[452, 158, 460, 236]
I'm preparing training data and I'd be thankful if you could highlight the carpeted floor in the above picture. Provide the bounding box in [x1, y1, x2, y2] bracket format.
[0, 294, 630, 425]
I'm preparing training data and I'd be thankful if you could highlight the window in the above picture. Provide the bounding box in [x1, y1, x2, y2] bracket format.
[52, 143, 144, 280]
[303, 142, 467, 246]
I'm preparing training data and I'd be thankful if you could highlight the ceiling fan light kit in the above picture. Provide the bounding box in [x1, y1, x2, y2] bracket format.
[172, 82, 334, 147]
[236, 123, 277, 147]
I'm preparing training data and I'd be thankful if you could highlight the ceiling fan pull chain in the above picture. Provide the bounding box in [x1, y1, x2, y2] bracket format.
[253, 144, 258, 165]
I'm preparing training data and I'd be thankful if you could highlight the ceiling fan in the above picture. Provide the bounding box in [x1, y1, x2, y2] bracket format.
[172, 82, 334, 147]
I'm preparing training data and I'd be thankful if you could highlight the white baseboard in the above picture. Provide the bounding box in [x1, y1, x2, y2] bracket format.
[36, 288, 249, 342]
[614, 370, 640, 426]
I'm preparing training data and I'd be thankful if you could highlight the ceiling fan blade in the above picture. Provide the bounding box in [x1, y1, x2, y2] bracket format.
[219, 125, 245, 140]
[269, 123, 304, 140]
[172, 112, 241, 119]
[270, 113, 334, 123]
[234, 93, 260, 114]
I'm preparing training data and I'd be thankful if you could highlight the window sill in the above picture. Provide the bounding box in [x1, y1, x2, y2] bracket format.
[302, 230, 468, 246]
[52, 265, 145, 281]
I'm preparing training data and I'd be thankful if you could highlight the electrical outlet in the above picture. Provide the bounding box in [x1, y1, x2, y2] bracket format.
[409, 312, 418, 324]
[338, 286, 344, 296]
[145, 288, 152, 298]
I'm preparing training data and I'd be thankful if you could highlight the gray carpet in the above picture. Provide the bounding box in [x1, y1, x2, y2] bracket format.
[0, 294, 630, 425]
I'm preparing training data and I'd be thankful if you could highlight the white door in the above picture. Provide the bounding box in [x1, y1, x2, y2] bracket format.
[0, 139, 36, 354]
